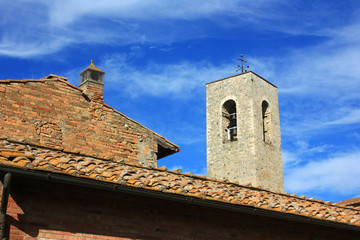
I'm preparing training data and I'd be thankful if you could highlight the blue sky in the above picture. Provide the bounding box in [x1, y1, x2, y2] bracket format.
[1, 0, 359, 203]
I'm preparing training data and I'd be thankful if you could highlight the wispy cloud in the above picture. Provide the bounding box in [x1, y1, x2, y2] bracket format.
[0, 0, 243, 57]
[283, 141, 332, 170]
[325, 109, 360, 126]
[100, 53, 233, 98]
[281, 107, 360, 137]
[285, 150, 360, 196]
[247, 20, 360, 139]
[2, 0, 357, 58]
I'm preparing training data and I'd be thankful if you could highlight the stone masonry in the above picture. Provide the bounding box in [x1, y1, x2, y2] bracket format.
[206, 71, 284, 192]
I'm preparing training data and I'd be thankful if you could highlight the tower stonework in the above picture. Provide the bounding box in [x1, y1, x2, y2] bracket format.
[206, 71, 284, 192]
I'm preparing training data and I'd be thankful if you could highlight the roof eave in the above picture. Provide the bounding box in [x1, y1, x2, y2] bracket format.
[1, 166, 358, 232]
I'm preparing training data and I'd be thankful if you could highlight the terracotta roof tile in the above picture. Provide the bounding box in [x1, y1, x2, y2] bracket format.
[0, 139, 359, 228]
[338, 197, 360, 207]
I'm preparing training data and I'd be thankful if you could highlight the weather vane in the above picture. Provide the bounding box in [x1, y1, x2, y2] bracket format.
[236, 54, 249, 73]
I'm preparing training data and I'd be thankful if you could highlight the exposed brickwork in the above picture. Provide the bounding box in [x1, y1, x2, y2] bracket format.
[1, 177, 359, 240]
[0, 78, 178, 168]
[81, 82, 104, 104]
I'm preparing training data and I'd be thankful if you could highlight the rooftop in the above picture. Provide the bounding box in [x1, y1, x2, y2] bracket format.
[206, 71, 278, 88]
[0, 138, 359, 230]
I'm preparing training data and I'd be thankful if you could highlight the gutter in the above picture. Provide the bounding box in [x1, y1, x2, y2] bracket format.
[0, 166, 359, 232]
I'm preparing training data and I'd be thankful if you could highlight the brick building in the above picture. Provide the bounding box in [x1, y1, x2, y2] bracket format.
[0, 62, 359, 239]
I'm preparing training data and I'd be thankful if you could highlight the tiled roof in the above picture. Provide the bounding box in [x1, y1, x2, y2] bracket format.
[338, 197, 360, 207]
[0, 139, 359, 228]
[86, 59, 105, 73]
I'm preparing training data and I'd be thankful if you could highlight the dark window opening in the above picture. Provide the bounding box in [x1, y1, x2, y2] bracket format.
[262, 101, 271, 143]
[222, 100, 237, 141]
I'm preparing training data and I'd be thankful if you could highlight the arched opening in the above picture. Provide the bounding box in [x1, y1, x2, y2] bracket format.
[222, 100, 237, 141]
[262, 101, 271, 143]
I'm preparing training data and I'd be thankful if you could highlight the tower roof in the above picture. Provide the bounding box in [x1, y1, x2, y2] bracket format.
[206, 71, 277, 88]
[81, 60, 105, 74]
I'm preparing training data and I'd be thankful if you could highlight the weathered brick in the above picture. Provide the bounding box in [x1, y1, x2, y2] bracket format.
[0, 79, 177, 167]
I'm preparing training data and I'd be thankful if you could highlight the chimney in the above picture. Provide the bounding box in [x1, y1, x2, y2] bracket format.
[79, 60, 105, 103]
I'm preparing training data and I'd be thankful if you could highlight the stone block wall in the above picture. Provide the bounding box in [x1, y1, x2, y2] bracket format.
[206, 72, 284, 192]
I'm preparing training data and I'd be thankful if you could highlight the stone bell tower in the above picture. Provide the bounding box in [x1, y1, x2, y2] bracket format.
[206, 71, 284, 192]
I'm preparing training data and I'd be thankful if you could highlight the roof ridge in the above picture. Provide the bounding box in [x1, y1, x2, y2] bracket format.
[1, 137, 112, 162]
[0, 79, 46, 83]
[0, 77, 81, 91]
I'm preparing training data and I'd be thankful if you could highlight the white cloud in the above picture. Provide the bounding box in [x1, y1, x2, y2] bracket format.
[325, 109, 360, 126]
[259, 43, 360, 97]
[47, 0, 239, 24]
[247, 21, 360, 138]
[294, 141, 330, 154]
[281, 105, 360, 137]
[285, 151, 360, 195]
[100, 53, 233, 98]
[283, 142, 332, 169]
[2, 0, 357, 58]
[0, 0, 246, 57]
[282, 151, 301, 168]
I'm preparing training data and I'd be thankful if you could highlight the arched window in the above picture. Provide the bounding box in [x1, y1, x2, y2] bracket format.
[222, 100, 237, 141]
[262, 101, 271, 143]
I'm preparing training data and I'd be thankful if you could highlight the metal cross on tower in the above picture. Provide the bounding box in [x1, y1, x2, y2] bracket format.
[236, 54, 249, 73]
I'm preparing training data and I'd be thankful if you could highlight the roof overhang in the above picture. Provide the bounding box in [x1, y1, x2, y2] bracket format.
[155, 135, 180, 159]
[1, 166, 358, 232]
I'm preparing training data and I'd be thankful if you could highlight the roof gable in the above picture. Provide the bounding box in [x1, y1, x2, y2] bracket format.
[0, 78, 178, 167]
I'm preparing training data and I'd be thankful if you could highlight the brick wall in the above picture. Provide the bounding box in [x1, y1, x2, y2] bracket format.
[0, 79, 170, 167]
[1, 176, 359, 240]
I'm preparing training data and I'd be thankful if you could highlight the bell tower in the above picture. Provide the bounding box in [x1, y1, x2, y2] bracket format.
[206, 71, 284, 192]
